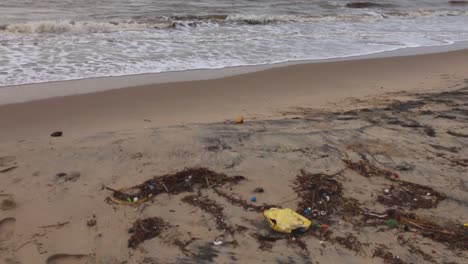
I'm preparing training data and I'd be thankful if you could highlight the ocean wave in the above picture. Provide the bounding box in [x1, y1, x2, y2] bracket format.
[449, 0, 468, 5]
[0, 20, 175, 34]
[1, 9, 467, 34]
[345, 2, 391, 9]
[224, 10, 468, 23]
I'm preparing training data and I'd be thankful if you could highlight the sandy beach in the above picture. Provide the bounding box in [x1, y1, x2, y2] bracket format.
[1, 50, 468, 264]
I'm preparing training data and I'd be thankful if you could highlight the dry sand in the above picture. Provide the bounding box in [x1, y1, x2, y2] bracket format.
[0, 50, 468, 264]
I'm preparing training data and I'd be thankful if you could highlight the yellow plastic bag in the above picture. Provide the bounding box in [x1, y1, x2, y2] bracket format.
[263, 208, 312, 233]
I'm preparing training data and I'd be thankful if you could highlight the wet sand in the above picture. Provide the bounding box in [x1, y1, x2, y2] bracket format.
[0, 50, 468, 264]
[1, 49, 468, 141]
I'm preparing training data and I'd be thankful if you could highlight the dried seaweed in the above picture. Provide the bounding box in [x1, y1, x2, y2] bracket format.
[366, 210, 468, 250]
[394, 212, 468, 250]
[377, 181, 446, 209]
[372, 244, 407, 264]
[334, 233, 363, 253]
[173, 238, 200, 256]
[407, 244, 435, 263]
[293, 170, 361, 223]
[182, 194, 230, 232]
[343, 159, 396, 179]
[212, 188, 276, 212]
[128, 217, 168, 249]
[250, 233, 284, 250]
[107, 167, 245, 203]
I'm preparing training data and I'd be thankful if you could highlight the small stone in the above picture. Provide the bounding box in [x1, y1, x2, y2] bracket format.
[413, 198, 418, 201]
[253, 187, 264, 193]
[234, 115, 244, 124]
[426, 193, 431, 196]
[65, 171, 81, 182]
[56, 172, 67, 177]
[1, 198, 16, 210]
[87, 219, 97, 227]
[50, 131, 63, 137]
[384, 189, 390, 194]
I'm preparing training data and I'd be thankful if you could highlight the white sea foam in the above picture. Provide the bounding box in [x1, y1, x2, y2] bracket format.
[2, 10, 467, 35]
[0, 0, 468, 87]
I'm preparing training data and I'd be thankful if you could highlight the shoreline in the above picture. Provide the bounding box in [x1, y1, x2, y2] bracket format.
[1, 41, 468, 105]
[1, 47, 467, 142]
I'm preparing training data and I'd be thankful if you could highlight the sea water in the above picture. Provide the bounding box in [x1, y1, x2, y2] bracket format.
[1, 0, 467, 86]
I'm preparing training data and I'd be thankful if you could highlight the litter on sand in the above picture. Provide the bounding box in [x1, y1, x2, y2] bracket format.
[264, 208, 311, 233]
[105, 167, 245, 206]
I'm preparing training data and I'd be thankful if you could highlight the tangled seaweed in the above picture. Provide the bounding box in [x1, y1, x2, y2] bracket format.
[377, 181, 446, 209]
[106, 167, 245, 205]
[293, 170, 361, 223]
[343, 159, 396, 179]
[334, 233, 363, 254]
[128, 217, 168, 249]
[365, 210, 468, 250]
[212, 188, 276, 212]
[182, 194, 230, 232]
[372, 244, 407, 264]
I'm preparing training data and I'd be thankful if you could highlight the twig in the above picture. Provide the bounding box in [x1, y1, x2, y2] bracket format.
[139, 203, 149, 213]
[138, 222, 151, 233]
[162, 183, 169, 193]
[38, 221, 70, 229]
[16, 241, 34, 251]
[205, 177, 210, 187]
[0, 166, 17, 173]
[103, 185, 129, 197]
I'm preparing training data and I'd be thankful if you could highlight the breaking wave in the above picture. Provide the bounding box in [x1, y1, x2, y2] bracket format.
[1, 10, 467, 34]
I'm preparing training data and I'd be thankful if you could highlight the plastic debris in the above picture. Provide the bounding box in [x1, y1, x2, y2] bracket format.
[250, 196, 257, 202]
[313, 223, 328, 230]
[384, 219, 399, 228]
[213, 240, 223, 246]
[263, 208, 312, 233]
[303, 207, 312, 215]
[234, 115, 244, 124]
